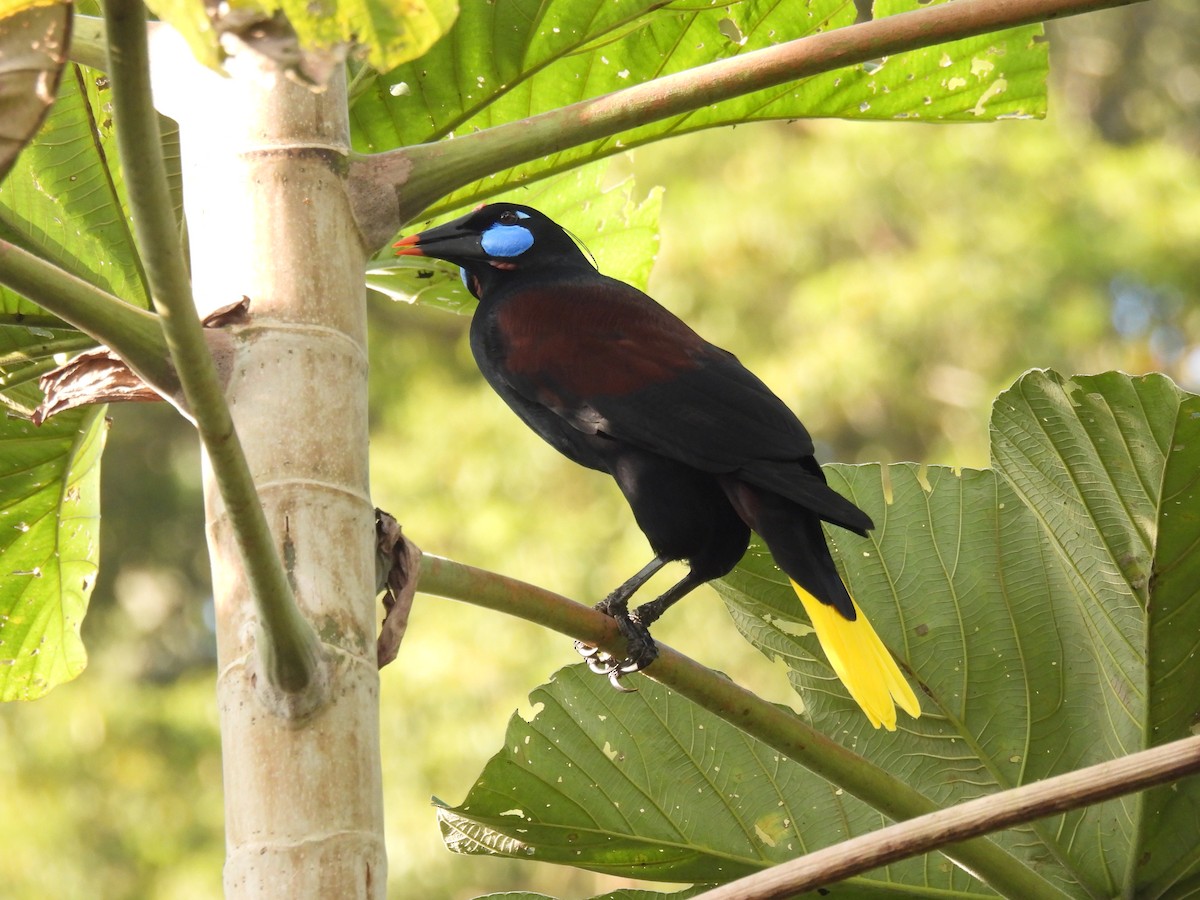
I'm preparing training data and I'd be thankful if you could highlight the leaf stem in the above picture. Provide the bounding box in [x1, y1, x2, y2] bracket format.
[102, 0, 321, 696]
[67, 14, 109, 70]
[0, 239, 177, 394]
[350, 0, 1145, 247]
[416, 553, 1071, 900]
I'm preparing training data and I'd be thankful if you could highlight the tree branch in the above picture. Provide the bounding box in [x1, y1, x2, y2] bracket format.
[692, 735, 1200, 900]
[349, 0, 1145, 249]
[103, 0, 322, 697]
[416, 553, 1072, 900]
[0, 238, 179, 397]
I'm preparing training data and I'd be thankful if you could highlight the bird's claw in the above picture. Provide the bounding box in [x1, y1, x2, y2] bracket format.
[574, 644, 643, 691]
[575, 641, 617, 675]
[608, 668, 638, 692]
[574, 640, 601, 660]
[574, 613, 658, 691]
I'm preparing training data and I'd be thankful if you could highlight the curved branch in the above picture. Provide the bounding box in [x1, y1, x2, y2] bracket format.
[416, 553, 1071, 900]
[348, 0, 1144, 249]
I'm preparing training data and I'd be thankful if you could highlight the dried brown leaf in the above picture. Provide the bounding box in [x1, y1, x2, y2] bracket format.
[375, 508, 421, 668]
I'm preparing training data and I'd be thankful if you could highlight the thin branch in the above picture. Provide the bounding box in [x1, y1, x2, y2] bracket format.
[103, 0, 321, 697]
[693, 735, 1200, 900]
[349, 0, 1145, 248]
[0, 238, 178, 396]
[416, 553, 1071, 900]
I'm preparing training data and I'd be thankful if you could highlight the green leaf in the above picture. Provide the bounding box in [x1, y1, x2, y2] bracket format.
[989, 370, 1200, 894]
[351, 0, 1046, 213]
[717, 370, 1200, 897]
[0, 403, 106, 701]
[0, 62, 152, 312]
[438, 665, 993, 894]
[366, 159, 661, 314]
[278, 0, 458, 71]
[0, 52, 169, 408]
[718, 464, 1098, 895]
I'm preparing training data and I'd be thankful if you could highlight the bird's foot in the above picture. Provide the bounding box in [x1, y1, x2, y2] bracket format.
[575, 610, 659, 691]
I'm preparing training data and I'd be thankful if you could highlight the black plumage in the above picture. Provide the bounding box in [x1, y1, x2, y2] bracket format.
[396, 203, 919, 726]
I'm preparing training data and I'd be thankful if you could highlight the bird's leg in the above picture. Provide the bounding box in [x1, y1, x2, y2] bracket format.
[630, 569, 707, 631]
[595, 555, 668, 618]
[576, 555, 669, 686]
[599, 569, 711, 687]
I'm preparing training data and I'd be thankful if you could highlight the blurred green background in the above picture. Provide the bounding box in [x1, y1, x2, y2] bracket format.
[3, 5, 1199, 898]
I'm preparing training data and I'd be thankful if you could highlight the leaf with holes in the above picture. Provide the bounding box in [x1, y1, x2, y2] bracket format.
[352, 0, 1046, 216]
[716, 370, 1200, 897]
[437, 664, 994, 894]
[0, 57, 152, 313]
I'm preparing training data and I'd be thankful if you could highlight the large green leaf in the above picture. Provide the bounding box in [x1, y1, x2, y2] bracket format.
[352, 0, 1046, 214]
[720, 370, 1200, 896]
[366, 159, 662, 313]
[442, 371, 1200, 896]
[437, 664, 993, 896]
[0, 403, 106, 701]
[988, 370, 1200, 893]
[0, 61, 150, 313]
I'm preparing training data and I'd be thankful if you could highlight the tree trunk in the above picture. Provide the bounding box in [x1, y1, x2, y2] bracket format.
[150, 31, 384, 897]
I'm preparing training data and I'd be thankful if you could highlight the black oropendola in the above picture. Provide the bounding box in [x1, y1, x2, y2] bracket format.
[395, 203, 920, 729]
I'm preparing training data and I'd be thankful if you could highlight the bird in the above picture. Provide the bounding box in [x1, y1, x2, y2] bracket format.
[394, 203, 921, 729]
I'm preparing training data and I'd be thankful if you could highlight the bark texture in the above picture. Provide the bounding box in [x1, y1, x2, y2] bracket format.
[151, 29, 384, 898]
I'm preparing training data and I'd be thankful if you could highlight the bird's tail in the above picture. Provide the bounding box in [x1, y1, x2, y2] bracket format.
[720, 477, 921, 728]
[790, 579, 921, 730]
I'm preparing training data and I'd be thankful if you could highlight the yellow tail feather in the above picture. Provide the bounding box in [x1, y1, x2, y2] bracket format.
[790, 580, 921, 731]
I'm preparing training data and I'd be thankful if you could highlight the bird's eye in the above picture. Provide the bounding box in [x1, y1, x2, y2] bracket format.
[497, 211, 519, 225]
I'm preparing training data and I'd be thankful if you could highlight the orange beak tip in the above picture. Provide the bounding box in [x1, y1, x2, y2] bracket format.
[392, 235, 424, 257]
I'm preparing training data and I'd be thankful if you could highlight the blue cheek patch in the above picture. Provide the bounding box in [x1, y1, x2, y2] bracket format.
[481, 223, 534, 258]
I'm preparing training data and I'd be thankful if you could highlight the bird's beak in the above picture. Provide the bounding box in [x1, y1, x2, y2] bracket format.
[392, 233, 425, 256]
[393, 218, 486, 264]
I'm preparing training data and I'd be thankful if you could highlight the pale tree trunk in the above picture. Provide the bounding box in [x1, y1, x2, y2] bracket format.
[149, 31, 385, 897]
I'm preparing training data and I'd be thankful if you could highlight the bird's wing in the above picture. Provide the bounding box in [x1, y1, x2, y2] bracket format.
[485, 276, 870, 531]
[490, 276, 808, 464]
